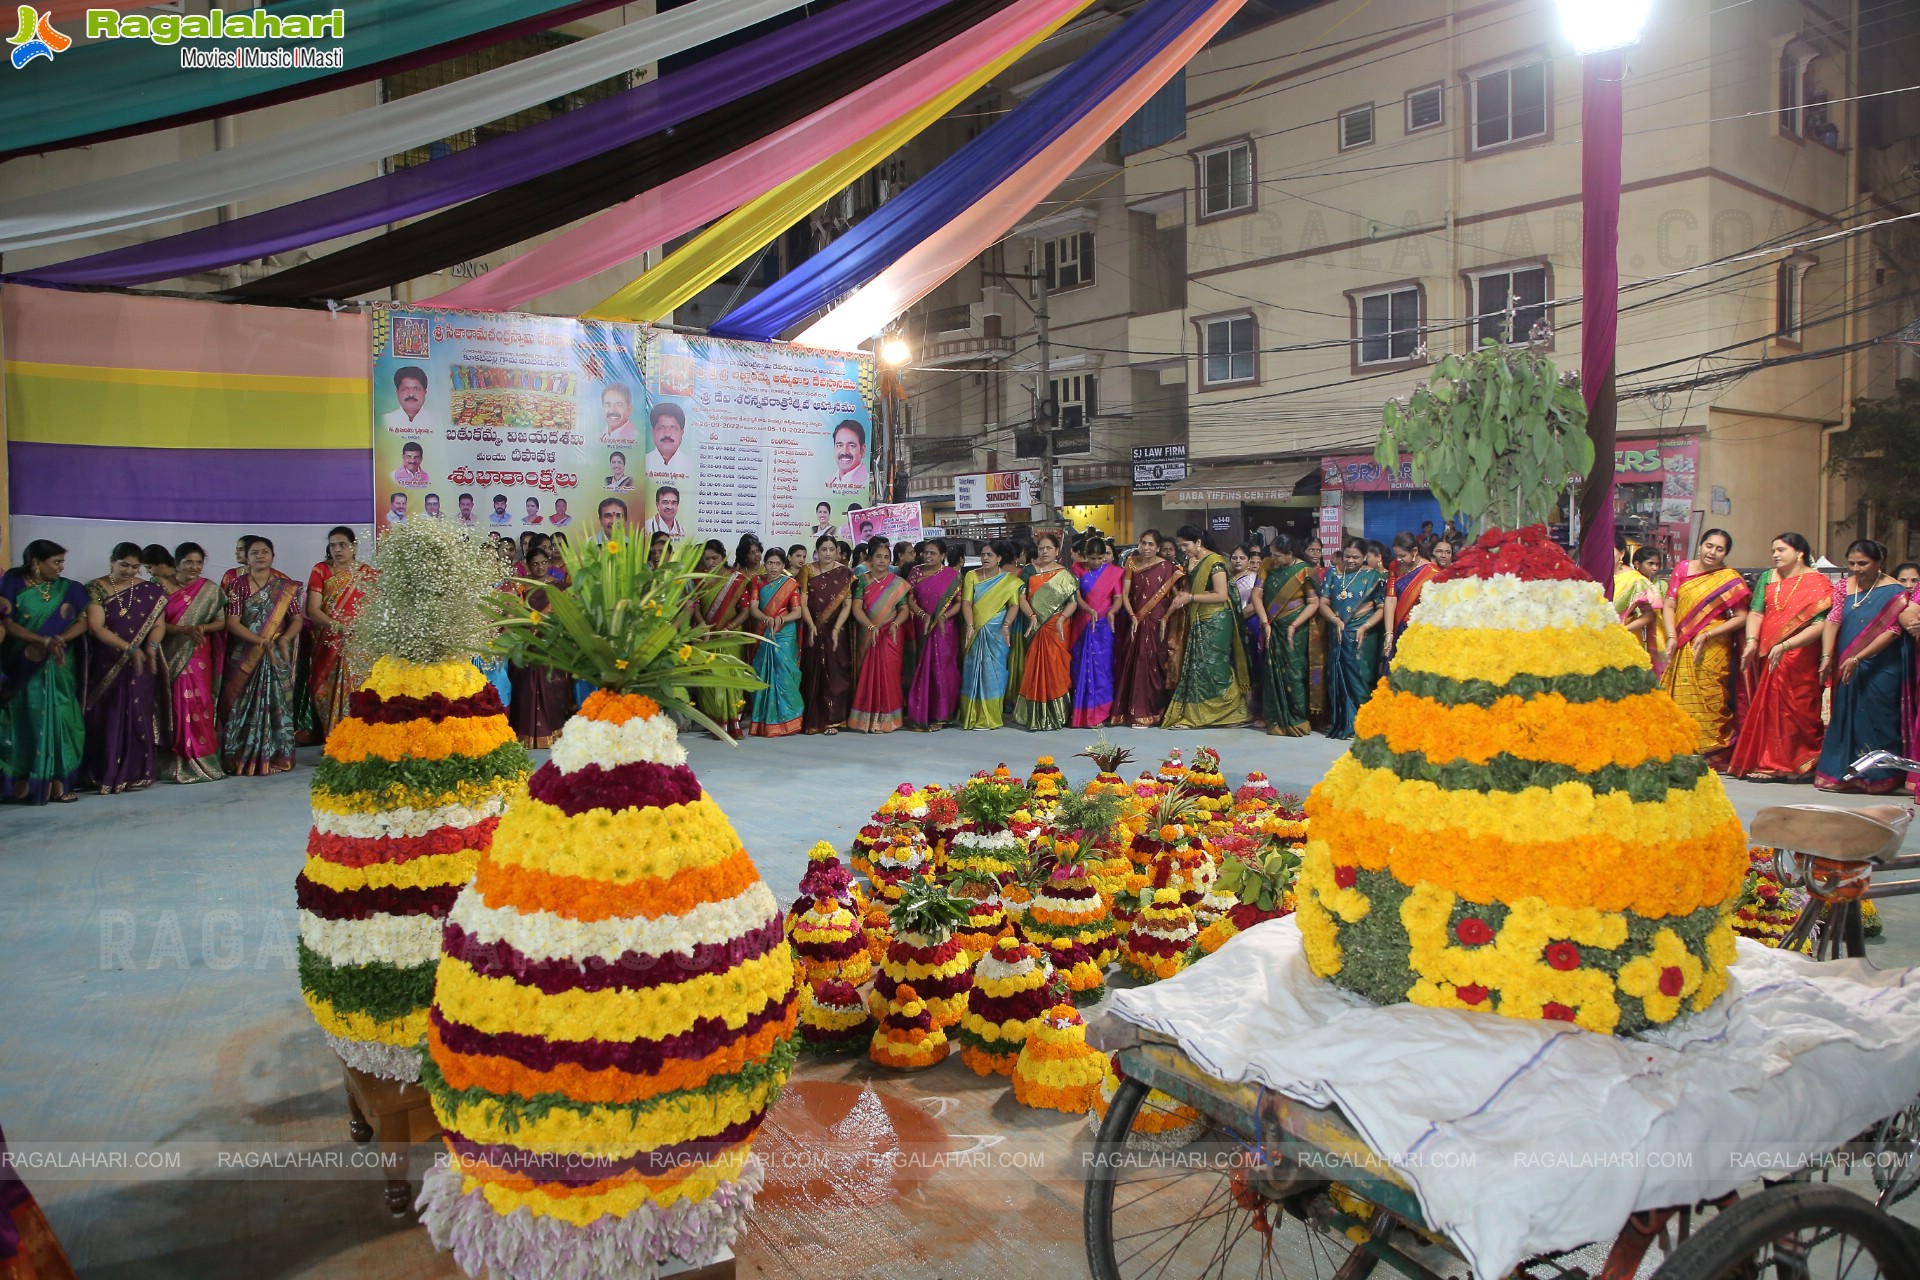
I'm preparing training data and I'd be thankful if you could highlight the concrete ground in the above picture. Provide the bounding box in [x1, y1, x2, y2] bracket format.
[3, 723, 1918, 1279]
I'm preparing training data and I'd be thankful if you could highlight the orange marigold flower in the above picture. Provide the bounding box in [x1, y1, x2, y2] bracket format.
[579, 690, 663, 724]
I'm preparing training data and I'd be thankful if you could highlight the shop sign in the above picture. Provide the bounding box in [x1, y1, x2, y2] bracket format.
[954, 469, 1040, 513]
[1320, 453, 1421, 492]
[1131, 443, 1188, 493]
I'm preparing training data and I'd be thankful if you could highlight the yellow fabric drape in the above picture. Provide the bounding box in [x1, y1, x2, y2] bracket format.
[583, 0, 1092, 323]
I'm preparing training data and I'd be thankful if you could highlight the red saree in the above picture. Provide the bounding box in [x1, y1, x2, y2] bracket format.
[304, 560, 373, 743]
[848, 573, 910, 733]
[1110, 560, 1177, 726]
[801, 565, 854, 732]
[1728, 571, 1829, 780]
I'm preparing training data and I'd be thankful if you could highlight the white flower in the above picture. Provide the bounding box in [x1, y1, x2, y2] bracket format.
[300, 910, 444, 968]
[453, 881, 779, 962]
[974, 948, 1049, 983]
[550, 713, 686, 772]
[1416, 575, 1613, 631]
[312, 795, 507, 840]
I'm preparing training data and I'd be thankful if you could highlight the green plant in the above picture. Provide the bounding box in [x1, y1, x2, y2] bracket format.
[887, 879, 973, 940]
[1375, 340, 1593, 529]
[487, 536, 763, 738]
[1048, 791, 1122, 864]
[348, 516, 504, 666]
[1829, 378, 1920, 532]
[1149, 787, 1203, 832]
[957, 775, 1031, 828]
[1217, 838, 1303, 914]
[1075, 734, 1134, 775]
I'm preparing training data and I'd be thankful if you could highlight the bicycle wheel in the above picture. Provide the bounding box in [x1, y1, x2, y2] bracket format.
[1865, 1098, 1920, 1209]
[1083, 1075, 1393, 1280]
[1648, 1183, 1919, 1280]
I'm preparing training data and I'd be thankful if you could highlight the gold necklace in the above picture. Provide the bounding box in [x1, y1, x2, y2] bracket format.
[33, 578, 55, 602]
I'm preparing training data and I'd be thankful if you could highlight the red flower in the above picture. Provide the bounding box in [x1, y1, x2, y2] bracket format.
[1435, 524, 1592, 585]
[1657, 966, 1686, 997]
[1333, 865, 1357, 890]
[1453, 917, 1495, 947]
[1455, 984, 1489, 1006]
[1542, 1002, 1576, 1022]
[1543, 941, 1581, 972]
[348, 685, 506, 725]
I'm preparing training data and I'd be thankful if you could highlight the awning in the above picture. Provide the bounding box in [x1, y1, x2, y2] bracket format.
[1161, 461, 1316, 507]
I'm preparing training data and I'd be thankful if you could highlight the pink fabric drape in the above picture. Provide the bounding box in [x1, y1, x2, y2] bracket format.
[424, 0, 1089, 313]
[1575, 50, 1624, 592]
[796, 0, 1245, 353]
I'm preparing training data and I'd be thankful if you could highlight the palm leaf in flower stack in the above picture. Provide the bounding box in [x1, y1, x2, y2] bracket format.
[419, 535, 789, 1280]
[297, 516, 530, 1081]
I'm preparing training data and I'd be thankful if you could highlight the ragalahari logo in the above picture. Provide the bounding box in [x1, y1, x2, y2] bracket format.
[8, 6, 69, 68]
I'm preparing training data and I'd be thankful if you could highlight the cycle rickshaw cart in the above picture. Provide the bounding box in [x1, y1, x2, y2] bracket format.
[1083, 786, 1920, 1280]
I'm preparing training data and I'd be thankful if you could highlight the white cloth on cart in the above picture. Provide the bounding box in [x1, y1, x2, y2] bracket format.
[1107, 917, 1920, 1280]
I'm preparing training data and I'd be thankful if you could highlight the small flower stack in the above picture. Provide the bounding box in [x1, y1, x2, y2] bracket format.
[1012, 1004, 1107, 1113]
[789, 897, 873, 988]
[1154, 749, 1187, 790]
[788, 840, 866, 923]
[1731, 847, 1806, 948]
[922, 785, 961, 872]
[1019, 856, 1117, 1002]
[870, 983, 947, 1069]
[1120, 888, 1198, 983]
[950, 870, 1010, 962]
[1184, 747, 1232, 826]
[1196, 836, 1301, 957]
[1091, 1058, 1203, 1146]
[867, 825, 933, 905]
[799, 978, 873, 1056]
[949, 769, 1030, 882]
[1233, 770, 1279, 814]
[870, 881, 974, 1031]
[299, 658, 531, 1081]
[955, 938, 1057, 1077]
[1026, 756, 1066, 818]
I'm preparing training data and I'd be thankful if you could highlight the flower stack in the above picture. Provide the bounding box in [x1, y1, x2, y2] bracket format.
[949, 870, 1010, 962]
[1012, 1004, 1107, 1114]
[1026, 756, 1066, 818]
[1730, 848, 1806, 948]
[419, 535, 785, 1280]
[1295, 525, 1747, 1036]
[955, 937, 1058, 1077]
[849, 817, 886, 879]
[789, 897, 873, 988]
[788, 840, 866, 924]
[922, 785, 961, 872]
[1019, 858, 1117, 1002]
[1233, 770, 1279, 815]
[1144, 796, 1218, 913]
[1091, 1058, 1202, 1146]
[298, 517, 531, 1083]
[1154, 749, 1187, 790]
[1120, 888, 1198, 983]
[1196, 836, 1301, 957]
[867, 824, 933, 906]
[870, 983, 947, 1069]
[870, 881, 974, 1031]
[798, 978, 873, 1056]
[949, 769, 1030, 883]
[1184, 746, 1232, 828]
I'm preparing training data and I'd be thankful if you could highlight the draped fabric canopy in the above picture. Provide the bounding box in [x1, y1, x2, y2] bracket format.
[795, 0, 1242, 351]
[713, 0, 1230, 343]
[0, 0, 819, 252]
[0, 0, 630, 161]
[19, 0, 950, 289]
[230, 0, 1020, 303]
[430, 0, 1091, 316]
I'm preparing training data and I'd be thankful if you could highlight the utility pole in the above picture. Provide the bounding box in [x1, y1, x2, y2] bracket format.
[1033, 264, 1054, 526]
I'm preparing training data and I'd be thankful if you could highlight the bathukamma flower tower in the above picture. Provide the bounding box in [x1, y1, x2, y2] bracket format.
[419, 537, 789, 1280]
[298, 516, 531, 1081]
[1296, 526, 1747, 1036]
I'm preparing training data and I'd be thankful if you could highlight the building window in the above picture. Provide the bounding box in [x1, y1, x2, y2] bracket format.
[1048, 374, 1096, 455]
[1201, 314, 1257, 386]
[1776, 256, 1814, 341]
[1406, 83, 1444, 132]
[1338, 104, 1374, 150]
[1043, 232, 1095, 291]
[1355, 286, 1422, 365]
[1779, 43, 1817, 135]
[1470, 59, 1548, 152]
[1468, 265, 1549, 346]
[1197, 141, 1253, 218]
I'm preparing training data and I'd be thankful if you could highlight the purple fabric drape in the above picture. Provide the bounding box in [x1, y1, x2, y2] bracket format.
[1576, 50, 1624, 593]
[16, 0, 952, 288]
[905, 567, 962, 728]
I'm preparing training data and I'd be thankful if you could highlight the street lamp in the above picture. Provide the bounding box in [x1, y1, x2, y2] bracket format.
[880, 337, 913, 368]
[1555, 0, 1650, 593]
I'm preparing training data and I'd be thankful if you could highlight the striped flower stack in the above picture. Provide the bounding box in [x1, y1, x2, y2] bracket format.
[298, 656, 530, 1080]
[798, 978, 873, 1056]
[417, 690, 797, 1279]
[1119, 888, 1198, 983]
[789, 897, 873, 988]
[1011, 1004, 1106, 1113]
[1016, 848, 1115, 1003]
[1296, 526, 1747, 1036]
[955, 937, 1059, 1078]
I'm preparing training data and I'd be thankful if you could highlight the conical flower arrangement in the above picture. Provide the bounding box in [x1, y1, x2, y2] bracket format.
[788, 897, 872, 988]
[1019, 854, 1117, 990]
[870, 983, 947, 1069]
[788, 840, 865, 921]
[1154, 749, 1187, 790]
[870, 881, 973, 1030]
[1183, 746, 1231, 827]
[798, 978, 873, 1057]
[867, 825, 932, 904]
[1012, 1004, 1106, 1113]
[1090, 1057, 1202, 1146]
[950, 870, 1010, 962]
[1120, 888, 1198, 983]
[1295, 526, 1746, 1036]
[955, 937, 1057, 1078]
[1026, 755, 1066, 819]
[1233, 770, 1279, 815]
[298, 517, 531, 1082]
[419, 536, 786, 1280]
[948, 768, 1029, 882]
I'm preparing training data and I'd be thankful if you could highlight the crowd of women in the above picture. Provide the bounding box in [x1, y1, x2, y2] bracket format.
[8, 517, 1920, 806]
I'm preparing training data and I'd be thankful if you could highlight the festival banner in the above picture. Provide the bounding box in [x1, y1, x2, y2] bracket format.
[843, 501, 923, 543]
[954, 467, 1041, 513]
[370, 305, 871, 545]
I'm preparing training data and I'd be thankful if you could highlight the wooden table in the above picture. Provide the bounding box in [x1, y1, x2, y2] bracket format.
[341, 1065, 440, 1217]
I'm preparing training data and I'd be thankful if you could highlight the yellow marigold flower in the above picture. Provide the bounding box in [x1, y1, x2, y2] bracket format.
[1616, 928, 1704, 1025]
[615, 659, 630, 670]
[678, 645, 693, 661]
[607, 542, 622, 555]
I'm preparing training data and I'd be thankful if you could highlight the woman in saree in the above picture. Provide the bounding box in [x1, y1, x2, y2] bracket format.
[219, 535, 302, 776]
[300, 526, 374, 745]
[1110, 531, 1178, 727]
[1070, 538, 1124, 729]
[1163, 526, 1251, 730]
[1004, 541, 1035, 715]
[958, 540, 1021, 730]
[507, 548, 576, 748]
[801, 535, 855, 734]
[1728, 533, 1828, 782]
[1634, 545, 1671, 676]
[1012, 534, 1079, 732]
[905, 541, 964, 731]
[1660, 528, 1751, 770]
[1299, 537, 1332, 727]
[0, 541, 89, 804]
[473, 542, 515, 713]
[1816, 539, 1910, 793]
[80, 542, 168, 794]
[1261, 535, 1319, 737]
[154, 542, 226, 784]
[1384, 532, 1435, 663]
[1612, 532, 1657, 638]
[1229, 545, 1268, 695]
[745, 549, 805, 738]
[848, 542, 913, 733]
[1319, 538, 1387, 740]
[686, 539, 753, 737]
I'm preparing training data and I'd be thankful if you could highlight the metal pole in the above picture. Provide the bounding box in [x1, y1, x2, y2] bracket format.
[1034, 265, 1054, 525]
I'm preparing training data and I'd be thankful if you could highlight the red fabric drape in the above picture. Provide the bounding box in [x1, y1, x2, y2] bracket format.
[1576, 50, 1624, 593]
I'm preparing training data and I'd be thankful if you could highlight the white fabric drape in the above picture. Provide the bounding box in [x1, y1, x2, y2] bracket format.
[0, 0, 816, 253]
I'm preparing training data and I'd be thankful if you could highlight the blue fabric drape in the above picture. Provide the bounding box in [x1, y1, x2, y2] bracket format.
[709, 0, 1217, 342]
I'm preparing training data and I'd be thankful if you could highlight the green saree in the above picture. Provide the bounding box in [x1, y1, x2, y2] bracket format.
[1163, 553, 1250, 729]
[1259, 561, 1315, 737]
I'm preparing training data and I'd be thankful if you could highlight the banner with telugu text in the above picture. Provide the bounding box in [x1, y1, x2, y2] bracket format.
[370, 305, 871, 546]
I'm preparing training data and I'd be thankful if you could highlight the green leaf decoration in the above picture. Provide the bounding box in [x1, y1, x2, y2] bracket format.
[887, 879, 973, 939]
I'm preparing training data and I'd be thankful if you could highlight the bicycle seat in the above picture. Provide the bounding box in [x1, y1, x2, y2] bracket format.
[1749, 804, 1911, 864]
